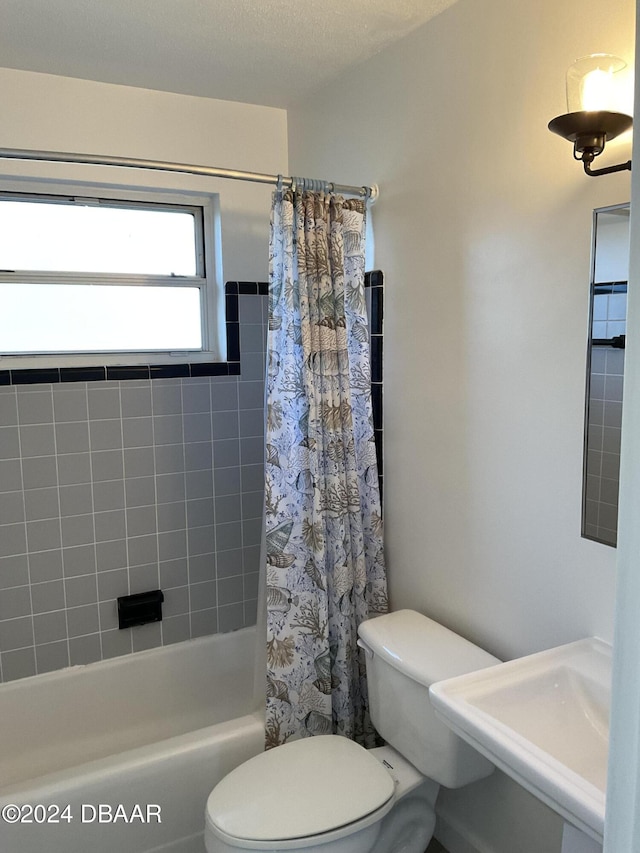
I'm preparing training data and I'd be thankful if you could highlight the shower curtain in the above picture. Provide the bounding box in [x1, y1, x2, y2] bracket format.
[264, 188, 387, 748]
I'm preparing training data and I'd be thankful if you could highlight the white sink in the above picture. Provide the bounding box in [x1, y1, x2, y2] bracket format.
[429, 638, 611, 842]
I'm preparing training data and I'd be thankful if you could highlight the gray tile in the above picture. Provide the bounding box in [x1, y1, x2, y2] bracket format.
[241, 464, 264, 492]
[24, 487, 60, 521]
[190, 580, 217, 611]
[162, 614, 190, 645]
[65, 574, 98, 608]
[157, 502, 187, 532]
[218, 575, 244, 606]
[101, 629, 132, 659]
[124, 447, 155, 478]
[0, 491, 25, 525]
[239, 408, 265, 437]
[95, 509, 126, 542]
[0, 554, 30, 589]
[182, 382, 210, 414]
[240, 324, 265, 353]
[186, 498, 213, 529]
[213, 466, 241, 497]
[22, 455, 58, 489]
[163, 586, 189, 617]
[191, 607, 217, 638]
[125, 476, 156, 508]
[2, 647, 36, 681]
[67, 603, 99, 638]
[18, 424, 54, 459]
[242, 545, 261, 574]
[244, 572, 259, 599]
[63, 544, 97, 578]
[132, 622, 162, 652]
[98, 600, 119, 630]
[184, 441, 213, 471]
[35, 640, 69, 674]
[33, 611, 66, 645]
[215, 494, 242, 525]
[92, 480, 125, 512]
[129, 563, 160, 594]
[96, 539, 127, 573]
[126, 505, 157, 537]
[213, 438, 240, 468]
[239, 353, 267, 382]
[242, 518, 262, 547]
[55, 421, 90, 454]
[29, 550, 63, 584]
[244, 598, 258, 626]
[238, 294, 263, 323]
[31, 580, 65, 614]
[188, 525, 215, 556]
[156, 474, 186, 504]
[0, 459, 23, 492]
[0, 523, 27, 558]
[89, 419, 123, 452]
[128, 534, 158, 568]
[88, 388, 121, 420]
[59, 484, 93, 517]
[122, 417, 153, 448]
[216, 548, 243, 579]
[188, 553, 216, 584]
[239, 382, 264, 411]
[601, 452, 621, 481]
[211, 383, 239, 412]
[61, 514, 94, 548]
[97, 568, 129, 602]
[603, 426, 622, 455]
[216, 521, 241, 552]
[154, 444, 185, 475]
[240, 436, 264, 465]
[158, 529, 187, 561]
[0, 585, 31, 620]
[159, 558, 188, 589]
[0, 427, 21, 460]
[121, 385, 152, 417]
[217, 603, 244, 633]
[186, 470, 214, 500]
[17, 391, 54, 425]
[57, 453, 92, 486]
[241, 491, 263, 520]
[154, 415, 184, 445]
[184, 412, 212, 443]
[212, 411, 239, 441]
[91, 450, 124, 482]
[600, 477, 619, 505]
[152, 383, 183, 415]
[69, 633, 101, 666]
[605, 374, 624, 403]
[603, 401, 623, 429]
[0, 392, 18, 427]
[53, 386, 89, 422]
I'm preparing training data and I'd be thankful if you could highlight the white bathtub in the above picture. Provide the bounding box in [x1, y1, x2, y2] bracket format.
[0, 627, 264, 853]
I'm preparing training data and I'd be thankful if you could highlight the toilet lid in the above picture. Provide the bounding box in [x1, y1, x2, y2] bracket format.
[207, 735, 395, 842]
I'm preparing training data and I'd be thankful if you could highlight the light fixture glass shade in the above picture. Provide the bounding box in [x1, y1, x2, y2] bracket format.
[566, 54, 626, 113]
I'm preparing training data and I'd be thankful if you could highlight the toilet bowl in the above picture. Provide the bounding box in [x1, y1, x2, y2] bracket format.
[205, 610, 500, 853]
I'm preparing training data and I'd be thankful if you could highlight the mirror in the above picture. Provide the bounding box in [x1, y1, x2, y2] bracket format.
[583, 203, 630, 547]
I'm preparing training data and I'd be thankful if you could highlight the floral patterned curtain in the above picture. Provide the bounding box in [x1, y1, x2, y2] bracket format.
[264, 189, 387, 748]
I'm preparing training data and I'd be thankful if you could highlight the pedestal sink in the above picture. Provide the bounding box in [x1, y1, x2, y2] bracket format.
[429, 637, 611, 844]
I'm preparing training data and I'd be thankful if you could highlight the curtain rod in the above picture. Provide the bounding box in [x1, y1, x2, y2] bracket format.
[0, 147, 379, 201]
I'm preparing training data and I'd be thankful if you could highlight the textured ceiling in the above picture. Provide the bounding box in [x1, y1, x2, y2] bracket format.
[0, 0, 459, 108]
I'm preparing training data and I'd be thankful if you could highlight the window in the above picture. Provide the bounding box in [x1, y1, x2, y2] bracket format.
[0, 187, 222, 369]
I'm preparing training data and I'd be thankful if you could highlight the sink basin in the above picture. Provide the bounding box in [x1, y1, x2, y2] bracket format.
[429, 638, 611, 842]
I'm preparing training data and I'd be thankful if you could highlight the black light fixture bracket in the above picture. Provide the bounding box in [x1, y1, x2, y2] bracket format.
[548, 110, 632, 177]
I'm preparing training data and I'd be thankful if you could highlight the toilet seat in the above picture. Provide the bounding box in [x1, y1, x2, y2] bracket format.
[206, 735, 395, 849]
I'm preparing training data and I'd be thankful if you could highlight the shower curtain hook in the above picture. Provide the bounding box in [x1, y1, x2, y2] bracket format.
[276, 174, 283, 193]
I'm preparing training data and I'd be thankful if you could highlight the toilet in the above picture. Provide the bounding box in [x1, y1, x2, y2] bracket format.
[205, 609, 500, 853]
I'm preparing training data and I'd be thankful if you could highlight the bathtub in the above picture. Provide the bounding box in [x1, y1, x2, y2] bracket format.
[0, 627, 264, 853]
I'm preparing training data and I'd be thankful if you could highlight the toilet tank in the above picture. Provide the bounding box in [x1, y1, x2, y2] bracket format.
[358, 609, 500, 788]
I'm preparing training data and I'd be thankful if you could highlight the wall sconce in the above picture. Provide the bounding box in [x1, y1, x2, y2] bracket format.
[548, 54, 632, 177]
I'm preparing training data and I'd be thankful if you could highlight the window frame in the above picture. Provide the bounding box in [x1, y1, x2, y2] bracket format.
[0, 181, 224, 370]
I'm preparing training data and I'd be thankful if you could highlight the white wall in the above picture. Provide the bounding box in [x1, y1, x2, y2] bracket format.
[0, 68, 287, 281]
[288, 0, 633, 850]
